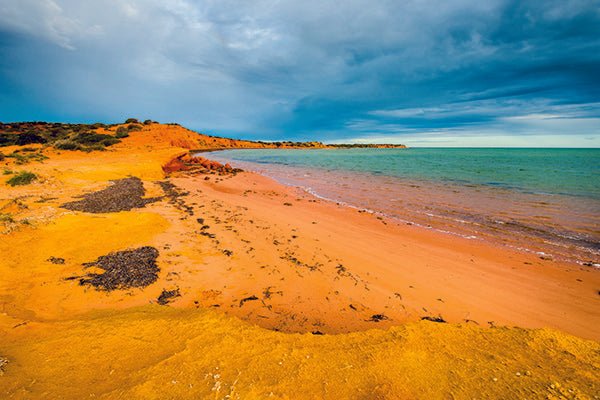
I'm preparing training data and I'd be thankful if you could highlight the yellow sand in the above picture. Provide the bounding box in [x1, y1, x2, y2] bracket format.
[1, 306, 599, 399]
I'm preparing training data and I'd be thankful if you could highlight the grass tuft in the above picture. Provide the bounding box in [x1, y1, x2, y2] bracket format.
[6, 171, 37, 186]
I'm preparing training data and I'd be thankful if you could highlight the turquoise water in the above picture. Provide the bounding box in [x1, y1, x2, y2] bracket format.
[206, 148, 600, 264]
[210, 148, 600, 199]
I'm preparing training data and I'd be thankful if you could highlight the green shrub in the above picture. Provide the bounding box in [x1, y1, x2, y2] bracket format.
[0, 133, 17, 146]
[115, 127, 129, 138]
[72, 132, 114, 145]
[70, 125, 87, 132]
[2, 168, 13, 175]
[127, 124, 142, 132]
[53, 140, 82, 151]
[125, 118, 139, 124]
[83, 144, 107, 152]
[47, 129, 69, 140]
[0, 152, 4, 161]
[143, 119, 153, 125]
[101, 138, 120, 147]
[6, 171, 37, 186]
[7, 153, 28, 164]
[16, 132, 47, 146]
[7, 151, 48, 165]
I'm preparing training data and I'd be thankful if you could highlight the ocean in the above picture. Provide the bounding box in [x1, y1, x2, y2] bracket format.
[205, 148, 600, 265]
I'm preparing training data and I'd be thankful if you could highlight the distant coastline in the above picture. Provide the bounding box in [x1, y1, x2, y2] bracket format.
[0, 121, 406, 151]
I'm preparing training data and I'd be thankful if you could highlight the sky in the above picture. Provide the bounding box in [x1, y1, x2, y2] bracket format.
[0, 0, 599, 147]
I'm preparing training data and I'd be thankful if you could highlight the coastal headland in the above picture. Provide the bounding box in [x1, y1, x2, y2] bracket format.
[0, 121, 598, 399]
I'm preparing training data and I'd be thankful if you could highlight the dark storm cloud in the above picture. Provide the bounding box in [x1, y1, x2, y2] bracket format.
[0, 0, 598, 145]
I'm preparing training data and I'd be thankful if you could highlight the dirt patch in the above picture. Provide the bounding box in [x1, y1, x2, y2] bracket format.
[78, 246, 160, 291]
[61, 177, 160, 213]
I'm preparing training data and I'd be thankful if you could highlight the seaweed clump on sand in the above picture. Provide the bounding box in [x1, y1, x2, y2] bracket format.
[421, 316, 447, 323]
[368, 314, 389, 322]
[61, 177, 159, 213]
[156, 180, 194, 216]
[79, 246, 160, 291]
[157, 288, 181, 305]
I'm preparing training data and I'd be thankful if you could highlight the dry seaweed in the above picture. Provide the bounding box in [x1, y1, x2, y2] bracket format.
[79, 246, 159, 291]
[239, 295, 259, 307]
[62, 177, 159, 213]
[368, 314, 388, 322]
[421, 316, 447, 323]
[156, 180, 194, 216]
[157, 288, 181, 305]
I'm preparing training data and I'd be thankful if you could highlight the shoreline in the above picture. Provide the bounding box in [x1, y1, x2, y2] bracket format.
[168, 168, 600, 339]
[204, 149, 600, 268]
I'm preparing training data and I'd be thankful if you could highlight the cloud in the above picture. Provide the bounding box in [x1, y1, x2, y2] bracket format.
[0, 0, 599, 145]
[368, 100, 600, 127]
[0, 0, 103, 49]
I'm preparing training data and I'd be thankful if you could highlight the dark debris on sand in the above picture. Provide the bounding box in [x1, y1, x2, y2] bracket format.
[0, 356, 8, 375]
[61, 177, 160, 213]
[368, 314, 388, 322]
[79, 246, 160, 291]
[157, 288, 181, 305]
[156, 180, 194, 216]
[421, 316, 447, 323]
[239, 295, 259, 307]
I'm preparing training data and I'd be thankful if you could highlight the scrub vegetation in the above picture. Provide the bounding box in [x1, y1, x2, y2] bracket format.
[6, 171, 37, 186]
[0, 119, 146, 152]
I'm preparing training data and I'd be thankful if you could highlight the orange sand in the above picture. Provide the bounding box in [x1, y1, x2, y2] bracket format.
[0, 123, 598, 399]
